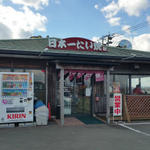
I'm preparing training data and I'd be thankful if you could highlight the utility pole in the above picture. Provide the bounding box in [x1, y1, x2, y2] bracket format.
[106, 34, 113, 46]
[101, 34, 114, 46]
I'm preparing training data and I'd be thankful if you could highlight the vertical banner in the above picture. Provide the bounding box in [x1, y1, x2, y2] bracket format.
[113, 93, 122, 116]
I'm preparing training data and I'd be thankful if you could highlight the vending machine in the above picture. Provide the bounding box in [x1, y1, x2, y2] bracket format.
[0, 72, 34, 123]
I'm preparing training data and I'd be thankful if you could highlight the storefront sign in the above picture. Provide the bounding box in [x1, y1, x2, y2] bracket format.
[46, 37, 107, 52]
[113, 93, 122, 116]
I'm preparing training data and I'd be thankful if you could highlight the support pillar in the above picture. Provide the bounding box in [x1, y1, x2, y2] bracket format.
[60, 68, 64, 126]
[46, 63, 48, 106]
[106, 69, 110, 124]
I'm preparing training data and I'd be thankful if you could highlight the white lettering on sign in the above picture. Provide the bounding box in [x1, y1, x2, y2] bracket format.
[113, 93, 122, 116]
[58, 39, 67, 48]
[47, 38, 106, 52]
[94, 42, 101, 50]
[49, 39, 57, 48]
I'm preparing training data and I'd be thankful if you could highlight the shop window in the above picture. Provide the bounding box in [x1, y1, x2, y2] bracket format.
[0, 68, 11, 72]
[110, 75, 129, 96]
[131, 75, 150, 95]
[14, 68, 25, 72]
[25, 69, 46, 103]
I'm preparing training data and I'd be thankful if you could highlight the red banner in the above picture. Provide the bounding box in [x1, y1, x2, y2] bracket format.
[65, 69, 104, 82]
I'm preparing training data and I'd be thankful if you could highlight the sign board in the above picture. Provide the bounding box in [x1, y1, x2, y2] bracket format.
[113, 93, 122, 116]
[46, 37, 107, 52]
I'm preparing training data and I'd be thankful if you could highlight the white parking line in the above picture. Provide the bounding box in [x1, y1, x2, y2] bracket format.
[118, 123, 150, 137]
[123, 122, 150, 125]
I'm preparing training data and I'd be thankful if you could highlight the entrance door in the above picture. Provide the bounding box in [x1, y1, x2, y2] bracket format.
[63, 70, 104, 116]
[71, 76, 91, 115]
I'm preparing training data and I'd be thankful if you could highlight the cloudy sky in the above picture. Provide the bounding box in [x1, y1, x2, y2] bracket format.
[0, 0, 150, 51]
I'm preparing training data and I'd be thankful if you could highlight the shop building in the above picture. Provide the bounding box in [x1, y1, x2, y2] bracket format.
[0, 37, 150, 125]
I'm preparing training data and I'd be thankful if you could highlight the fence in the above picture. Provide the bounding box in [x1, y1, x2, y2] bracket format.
[123, 95, 150, 122]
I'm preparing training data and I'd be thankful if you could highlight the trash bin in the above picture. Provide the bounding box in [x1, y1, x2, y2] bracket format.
[56, 105, 60, 119]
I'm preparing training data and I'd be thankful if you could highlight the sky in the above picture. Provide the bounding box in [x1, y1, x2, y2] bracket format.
[0, 0, 150, 51]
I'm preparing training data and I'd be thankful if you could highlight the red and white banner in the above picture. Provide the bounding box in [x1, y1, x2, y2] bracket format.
[69, 72, 76, 81]
[65, 69, 104, 82]
[76, 72, 84, 79]
[95, 72, 104, 82]
[113, 93, 122, 116]
[84, 73, 92, 80]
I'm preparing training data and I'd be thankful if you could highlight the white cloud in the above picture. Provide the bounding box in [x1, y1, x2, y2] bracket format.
[10, 0, 49, 10]
[0, 5, 47, 39]
[118, 0, 150, 16]
[147, 16, 150, 25]
[94, 4, 99, 10]
[132, 34, 150, 51]
[101, 1, 119, 19]
[122, 25, 131, 34]
[108, 17, 120, 26]
[101, 0, 150, 26]
[91, 36, 100, 42]
[0, 23, 13, 39]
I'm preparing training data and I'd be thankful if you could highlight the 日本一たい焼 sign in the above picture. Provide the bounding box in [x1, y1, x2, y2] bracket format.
[46, 37, 107, 52]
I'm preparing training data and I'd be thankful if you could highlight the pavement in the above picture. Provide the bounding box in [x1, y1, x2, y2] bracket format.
[0, 122, 150, 150]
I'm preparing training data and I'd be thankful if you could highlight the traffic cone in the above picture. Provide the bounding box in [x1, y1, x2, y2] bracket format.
[48, 102, 51, 121]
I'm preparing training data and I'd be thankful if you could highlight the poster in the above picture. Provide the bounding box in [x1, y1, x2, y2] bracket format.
[113, 82, 120, 93]
[85, 87, 92, 96]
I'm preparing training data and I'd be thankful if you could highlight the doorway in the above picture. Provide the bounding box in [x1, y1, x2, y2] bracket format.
[63, 70, 104, 116]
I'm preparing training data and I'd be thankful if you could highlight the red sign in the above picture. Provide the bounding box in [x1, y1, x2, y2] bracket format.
[46, 37, 107, 52]
[7, 113, 26, 119]
[64, 69, 104, 82]
[113, 93, 122, 116]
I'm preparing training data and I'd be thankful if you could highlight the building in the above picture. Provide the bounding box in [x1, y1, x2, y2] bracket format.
[0, 37, 150, 125]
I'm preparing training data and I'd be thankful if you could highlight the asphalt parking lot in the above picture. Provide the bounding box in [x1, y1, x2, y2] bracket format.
[118, 122, 150, 136]
[0, 123, 149, 150]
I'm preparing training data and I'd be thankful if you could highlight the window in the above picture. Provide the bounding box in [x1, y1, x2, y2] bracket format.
[25, 69, 46, 103]
[131, 75, 150, 95]
[110, 75, 129, 96]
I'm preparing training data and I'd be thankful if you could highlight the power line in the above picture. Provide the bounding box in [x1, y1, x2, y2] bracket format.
[100, 20, 149, 46]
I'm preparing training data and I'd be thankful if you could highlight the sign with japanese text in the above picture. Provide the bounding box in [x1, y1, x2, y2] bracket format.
[113, 93, 122, 116]
[46, 37, 107, 52]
